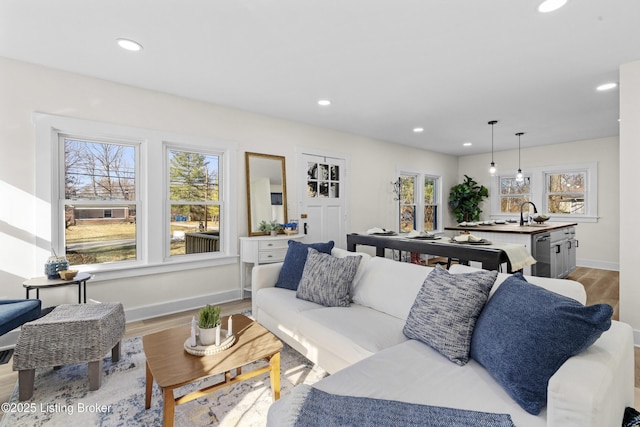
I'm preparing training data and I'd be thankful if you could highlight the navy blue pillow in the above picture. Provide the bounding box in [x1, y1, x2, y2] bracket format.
[274, 240, 334, 290]
[470, 273, 612, 415]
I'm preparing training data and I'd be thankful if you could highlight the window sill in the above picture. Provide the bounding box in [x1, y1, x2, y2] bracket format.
[79, 254, 239, 282]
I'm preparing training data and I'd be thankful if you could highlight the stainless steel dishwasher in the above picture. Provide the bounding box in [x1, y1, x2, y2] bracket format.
[531, 232, 551, 277]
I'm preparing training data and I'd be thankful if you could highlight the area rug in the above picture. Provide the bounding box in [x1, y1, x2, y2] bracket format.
[0, 336, 327, 426]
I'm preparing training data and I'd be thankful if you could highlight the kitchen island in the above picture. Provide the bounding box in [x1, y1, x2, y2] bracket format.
[445, 222, 577, 278]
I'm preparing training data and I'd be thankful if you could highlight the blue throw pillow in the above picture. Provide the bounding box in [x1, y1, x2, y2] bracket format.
[274, 240, 334, 290]
[470, 273, 613, 415]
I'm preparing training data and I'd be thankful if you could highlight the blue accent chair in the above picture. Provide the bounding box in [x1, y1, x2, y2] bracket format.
[0, 300, 42, 336]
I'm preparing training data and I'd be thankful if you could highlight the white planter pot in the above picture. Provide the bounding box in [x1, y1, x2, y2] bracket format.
[199, 325, 220, 346]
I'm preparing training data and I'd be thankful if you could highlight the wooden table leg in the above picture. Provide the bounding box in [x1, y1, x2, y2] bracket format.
[145, 361, 153, 409]
[269, 352, 281, 401]
[163, 388, 175, 427]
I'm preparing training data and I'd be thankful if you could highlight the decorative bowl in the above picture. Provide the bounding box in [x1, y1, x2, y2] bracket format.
[532, 215, 550, 224]
[58, 269, 78, 280]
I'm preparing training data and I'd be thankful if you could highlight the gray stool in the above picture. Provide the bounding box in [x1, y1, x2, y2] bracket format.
[13, 303, 125, 400]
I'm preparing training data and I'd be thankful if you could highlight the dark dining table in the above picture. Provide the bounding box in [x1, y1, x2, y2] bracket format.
[346, 233, 514, 272]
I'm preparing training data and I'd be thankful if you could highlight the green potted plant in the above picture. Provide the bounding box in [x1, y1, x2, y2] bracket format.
[258, 220, 282, 236]
[198, 304, 221, 345]
[448, 175, 489, 223]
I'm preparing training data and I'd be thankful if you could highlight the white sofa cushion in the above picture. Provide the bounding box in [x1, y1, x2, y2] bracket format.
[352, 256, 432, 320]
[269, 340, 546, 427]
[331, 247, 372, 289]
[301, 305, 408, 359]
[447, 264, 587, 304]
[256, 287, 323, 322]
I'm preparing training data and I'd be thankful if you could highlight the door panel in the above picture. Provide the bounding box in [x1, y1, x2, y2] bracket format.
[300, 154, 347, 248]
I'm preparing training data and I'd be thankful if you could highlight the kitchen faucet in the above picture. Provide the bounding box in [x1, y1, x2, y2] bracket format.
[520, 201, 538, 226]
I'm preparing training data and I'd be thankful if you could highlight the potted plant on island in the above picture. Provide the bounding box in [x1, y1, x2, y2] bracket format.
[449, 175, 489, 223]
[198, 304, 221, 346]
[258, 220, 282, 236]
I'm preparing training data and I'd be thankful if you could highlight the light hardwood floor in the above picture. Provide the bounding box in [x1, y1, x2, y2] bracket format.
[1, 268, 638, 414]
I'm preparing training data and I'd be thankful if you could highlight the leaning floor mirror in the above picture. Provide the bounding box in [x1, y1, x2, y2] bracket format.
[245, 152, 288, 236]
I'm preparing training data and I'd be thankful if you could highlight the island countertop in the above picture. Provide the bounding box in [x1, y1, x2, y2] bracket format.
[445, 221, 577, 235]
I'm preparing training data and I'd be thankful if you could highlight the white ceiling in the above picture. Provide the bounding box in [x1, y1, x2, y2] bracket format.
[1, 0, 639, 156]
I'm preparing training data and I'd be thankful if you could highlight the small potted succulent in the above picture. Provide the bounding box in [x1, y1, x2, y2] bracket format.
[258, 220, 282, 236]
[198, 304, 221, 346]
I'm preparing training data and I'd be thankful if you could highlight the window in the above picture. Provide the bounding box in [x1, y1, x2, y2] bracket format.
[545, 172, 585, 215]
[498, 177, 531, 214]
[168, 149, 221, 257]
[399, 175, 416, 232]
[424, 177, 438, 231]
[35, 113, 238, 279]
[491, 162, 597, 222]
[397, 172, 441, 233]
[62, 136, 138, 266]
[307, 162, 340, 198]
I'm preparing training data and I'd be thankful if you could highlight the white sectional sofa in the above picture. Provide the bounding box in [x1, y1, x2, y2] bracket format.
[252, 248, 634, 427]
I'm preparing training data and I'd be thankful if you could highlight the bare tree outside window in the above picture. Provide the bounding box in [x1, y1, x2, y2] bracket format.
[399, 175, 416, 232]
[547, 172, 585, 214]
[424, 177, 437, 231]
[63, 137, 137, 266]
[499, 177, 531, 213]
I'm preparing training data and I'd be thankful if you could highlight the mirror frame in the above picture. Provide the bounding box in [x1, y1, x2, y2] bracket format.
[245, 152, 288, 236]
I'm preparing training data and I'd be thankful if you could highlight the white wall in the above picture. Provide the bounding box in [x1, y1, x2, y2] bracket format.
[0, 57, 458, 320]
[619, 59, 640, 343]
[458, 137, 620, 270]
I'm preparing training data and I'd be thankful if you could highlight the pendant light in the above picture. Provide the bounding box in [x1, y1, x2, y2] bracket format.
[515, 132, 524, 182]
[488, 120, 498, 175]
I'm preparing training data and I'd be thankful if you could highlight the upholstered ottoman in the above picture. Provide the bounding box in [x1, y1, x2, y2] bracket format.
[12, 303, 125, 400]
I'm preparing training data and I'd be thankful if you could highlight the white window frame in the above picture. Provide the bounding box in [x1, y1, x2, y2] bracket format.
[396, 168, 443, 233]
[164, 143, 226, 260]
[491, 162, 598, 222]
[58, 133, 142, 266]
[34, 113, 238, 282]
[494, 175, 533, 215]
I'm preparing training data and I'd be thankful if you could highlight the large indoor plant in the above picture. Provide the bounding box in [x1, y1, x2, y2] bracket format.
[449, 175, 489, 223]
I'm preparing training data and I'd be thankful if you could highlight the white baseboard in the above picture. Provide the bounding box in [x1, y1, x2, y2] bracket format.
[634, 329, 640, 348]
[0, 330, 20, 351]
[577, 258, 619, 271]
[124, 289, 242, 323]
[0, 289, 243, 351]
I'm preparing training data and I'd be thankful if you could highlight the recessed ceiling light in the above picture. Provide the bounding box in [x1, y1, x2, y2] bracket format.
[596, 82, 618, 91]
[117, 38, 143, 52]
[317, 99, 331, 106]
[463, 142, 472, 147]
[413, 127, 424, 133]
[538, 0, 567, 13]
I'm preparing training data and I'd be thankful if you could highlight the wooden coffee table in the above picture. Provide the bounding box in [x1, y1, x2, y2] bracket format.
[143, 314, 283, 427]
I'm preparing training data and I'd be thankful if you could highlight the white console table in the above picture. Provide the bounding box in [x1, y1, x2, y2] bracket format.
[239, 234, 305, 298]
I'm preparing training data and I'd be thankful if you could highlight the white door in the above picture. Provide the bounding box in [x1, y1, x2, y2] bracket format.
[299, 153, 348, 248]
